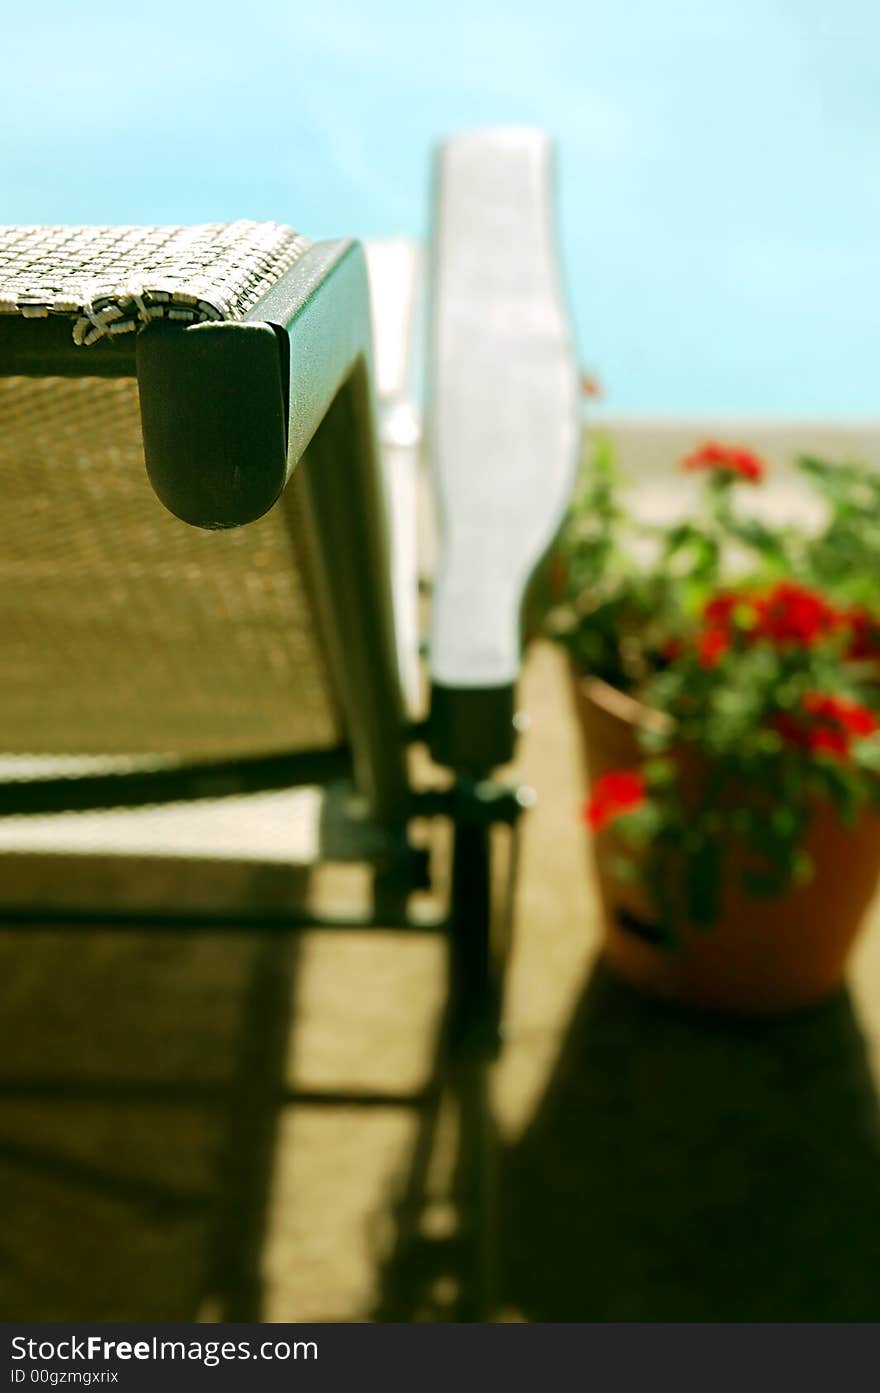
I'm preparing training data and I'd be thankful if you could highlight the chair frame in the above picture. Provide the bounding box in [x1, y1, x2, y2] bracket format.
[0, 234, 530, 1319]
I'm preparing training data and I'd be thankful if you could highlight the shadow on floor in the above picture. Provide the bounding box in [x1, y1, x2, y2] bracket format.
[502, 959, 880, 1321]
[7, 854, 879, 1323]
[0, 858, 304, 1321]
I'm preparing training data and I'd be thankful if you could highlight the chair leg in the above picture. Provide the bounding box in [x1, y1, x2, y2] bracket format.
[447, 813, 500, 1321]
[449, 817, 500, 1054]
[372, 797, 519, 1321]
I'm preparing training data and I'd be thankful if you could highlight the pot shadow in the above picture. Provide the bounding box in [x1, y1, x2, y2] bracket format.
[502, 959, 880, 1321]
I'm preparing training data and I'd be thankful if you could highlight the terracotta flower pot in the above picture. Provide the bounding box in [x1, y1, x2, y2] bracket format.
[573, 671, 880, 1013]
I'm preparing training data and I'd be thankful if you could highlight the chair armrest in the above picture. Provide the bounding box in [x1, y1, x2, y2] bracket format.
[427, 128, 580, 771]
[140, 237, 390, 529]
[0, 225, 380, 532]
[364, 238, 424, 714]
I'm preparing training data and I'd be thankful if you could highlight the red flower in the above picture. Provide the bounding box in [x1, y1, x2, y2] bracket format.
[682, 440, 766, 483]
[694, 582, 842, 671]
[584, 770, 646, 832]
[752, 582, 839, 647]
[802, 691, 878, 737]
[772, 691, 877, 761]
[697, 627, 730, 669]
[703, 592, 741, 627]
[697, 592, 742, 665]
[806, 727, 850, 758]
[842, 606, 880, 662]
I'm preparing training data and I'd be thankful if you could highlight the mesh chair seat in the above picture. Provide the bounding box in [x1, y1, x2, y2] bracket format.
[0, 221, 310, 343]
[0, 223, 343, 765]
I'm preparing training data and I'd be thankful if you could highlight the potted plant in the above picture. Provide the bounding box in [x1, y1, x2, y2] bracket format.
[542, 436, 880, 1012]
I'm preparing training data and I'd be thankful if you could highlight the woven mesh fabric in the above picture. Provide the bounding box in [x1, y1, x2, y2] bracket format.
[0, 376, 340, 761]
[0, 222, 310, 344]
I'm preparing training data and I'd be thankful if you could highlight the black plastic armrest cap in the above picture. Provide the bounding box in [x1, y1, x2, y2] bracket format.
[428, 682, 516, 774]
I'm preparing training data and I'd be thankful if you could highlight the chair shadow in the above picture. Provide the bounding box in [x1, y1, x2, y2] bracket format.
[501, 959, 880, 1321]
[0, 856, 305, 1321]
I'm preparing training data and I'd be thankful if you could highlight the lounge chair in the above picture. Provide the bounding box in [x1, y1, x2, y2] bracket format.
[0, 126, 578, 1320]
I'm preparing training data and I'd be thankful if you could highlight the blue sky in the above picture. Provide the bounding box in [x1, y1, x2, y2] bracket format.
[3, 1, 879, 414]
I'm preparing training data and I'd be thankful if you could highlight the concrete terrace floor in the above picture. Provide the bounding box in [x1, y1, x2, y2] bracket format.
[1, 641, 880, 1321]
